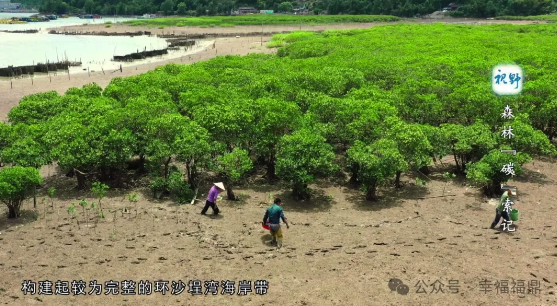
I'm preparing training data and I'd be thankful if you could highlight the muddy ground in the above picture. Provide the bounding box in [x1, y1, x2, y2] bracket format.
[0, 155, 556, 306]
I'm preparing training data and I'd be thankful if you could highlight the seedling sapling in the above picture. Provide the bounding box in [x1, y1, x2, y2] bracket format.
[129, 193, 138, 218]
[41, 197, 47, 223]
[91, 182, 108, 219]
[152, 205, 156, 229]
[415, 178, 427, 186]
[89, 202, 98, 233]
[79, 199, 88, 229]
[108, 208, 118, 236]
[47, 187, 57, 220]
[67, 202, 80, 230]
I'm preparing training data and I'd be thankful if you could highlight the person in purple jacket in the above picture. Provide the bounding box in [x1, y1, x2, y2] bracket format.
[201, 182, 225, 215]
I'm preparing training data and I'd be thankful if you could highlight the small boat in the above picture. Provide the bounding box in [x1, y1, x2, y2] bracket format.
[0, 18, 27, 24]
[81, 14, 102, 19]
[136, 14, 154, 19]
[46, 15, 57, 20]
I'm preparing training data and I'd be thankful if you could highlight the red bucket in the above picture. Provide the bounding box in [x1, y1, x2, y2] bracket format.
[262, 221, 270, 230]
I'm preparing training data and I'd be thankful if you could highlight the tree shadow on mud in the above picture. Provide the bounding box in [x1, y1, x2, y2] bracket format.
[273, 188, 337, 213]
[512, 168, 553, 185]
[413, 169, 468, 191]
[344, 183, 429, 212]
[0, 209, 38, 232]
[241, 181, 285, 194]
[225, 194, 252, 208]
[313, 170, 350, 189]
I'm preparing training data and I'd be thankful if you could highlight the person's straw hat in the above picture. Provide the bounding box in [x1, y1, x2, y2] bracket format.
[214, 182, 225, 190]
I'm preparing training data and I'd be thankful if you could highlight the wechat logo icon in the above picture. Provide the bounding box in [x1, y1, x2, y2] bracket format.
[388, 278, 409, 295]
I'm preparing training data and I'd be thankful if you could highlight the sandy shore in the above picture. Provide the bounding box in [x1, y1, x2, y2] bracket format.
[52, 18, 546, 36]
[0, 18, 547, 122]
[0, 36, 276, 122]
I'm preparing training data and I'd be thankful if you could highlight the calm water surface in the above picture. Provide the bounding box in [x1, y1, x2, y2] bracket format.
[0, 32, 170, 67]
[0, 13, 132, 31]
[0, 13, 209, 76]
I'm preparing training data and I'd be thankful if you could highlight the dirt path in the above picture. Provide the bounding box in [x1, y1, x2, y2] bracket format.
[0, 157, 556, 305]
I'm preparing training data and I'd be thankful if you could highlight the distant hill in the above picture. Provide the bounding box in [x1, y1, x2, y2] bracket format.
[19, 0, 557, 19]
[13, 0, 41, 9]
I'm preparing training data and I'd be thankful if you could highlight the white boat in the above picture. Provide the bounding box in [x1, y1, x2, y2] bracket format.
[136, 14, 154, 19]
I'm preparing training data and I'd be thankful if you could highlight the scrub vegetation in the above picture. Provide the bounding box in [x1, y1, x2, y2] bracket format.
[2, 23, 557, 218]
[124, 14, 401, 27]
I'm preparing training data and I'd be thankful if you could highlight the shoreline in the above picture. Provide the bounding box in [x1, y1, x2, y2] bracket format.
[0, 35, 275, 122]
[0, 39, 215, 80]
[49, 17, 547, 37]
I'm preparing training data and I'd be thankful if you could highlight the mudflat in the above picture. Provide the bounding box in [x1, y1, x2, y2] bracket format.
[0, 156, 556, 305]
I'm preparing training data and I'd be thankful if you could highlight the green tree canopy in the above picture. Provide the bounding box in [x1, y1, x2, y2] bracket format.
[441, 121, 498, 173]
[145, 113, 189, 180]
[2, 124, 50, 169]
[276, 129, 337, 199]
[251, 97, 302, 179]
[382, 117, 433, 186]
[160, 0, 175, 15]
[347, 139, 408, 201]
[278, 1, 293, 12]
[216, 148, 253, 200]
[174, 120, 212, 189]
[466, 150, 532, 196]
[0, 166, 42, 218]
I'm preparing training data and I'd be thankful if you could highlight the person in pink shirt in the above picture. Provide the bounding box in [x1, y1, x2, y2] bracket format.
[201, 182, 225, 215]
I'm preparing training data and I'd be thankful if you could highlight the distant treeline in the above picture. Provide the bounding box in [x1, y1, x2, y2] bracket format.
[22, 0, 557, 18]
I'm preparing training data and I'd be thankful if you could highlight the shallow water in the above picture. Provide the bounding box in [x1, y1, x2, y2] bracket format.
[0, 14, 132, 31]
[0, 13, 210, 77]
[0, 32, 170, 68]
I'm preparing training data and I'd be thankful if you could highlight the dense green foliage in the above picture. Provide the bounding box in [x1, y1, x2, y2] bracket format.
[0, 167, 42, 218]
[452, 0, 556, 18]
[348, 140, 407, 200]
[496, 14, 557, 21]
[2, 23, 557, 208]
[35, 0, 430, 16]
[30, 0, 557, 18]
[16, 0, 43, 9]
[125, 14, 400, 27]
[276, 129, 337, 199]
[216, 148, 253, 200]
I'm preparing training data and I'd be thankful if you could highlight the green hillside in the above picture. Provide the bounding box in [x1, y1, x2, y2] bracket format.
[28, 0, 557, 19]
